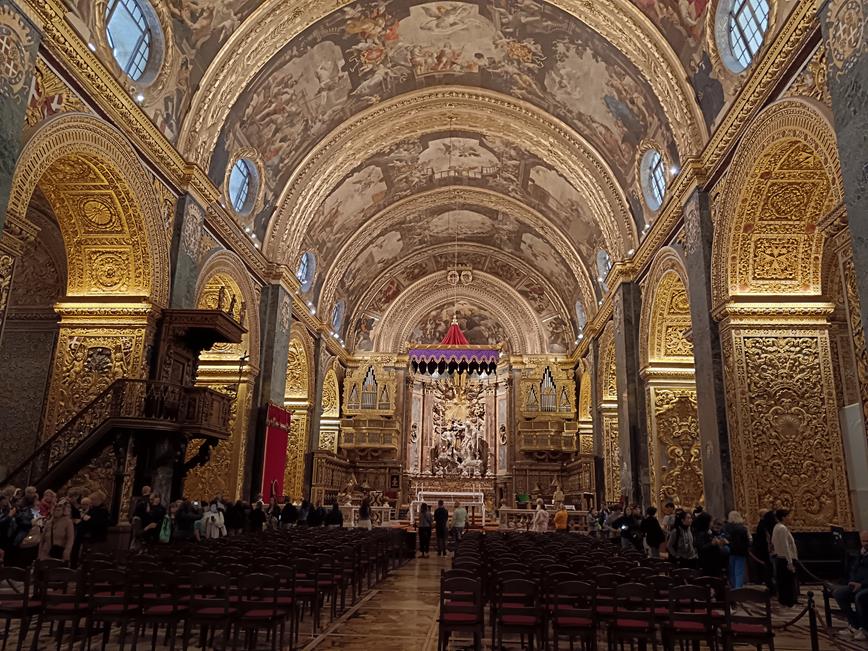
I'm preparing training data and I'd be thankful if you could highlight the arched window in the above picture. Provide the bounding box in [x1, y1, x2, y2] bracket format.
[104, 0, 153, 81]
[331, 300, 345, 333]
[716, 0, 770, 72]
[296, 251, 315, 292]
[596, 250, 612, 291]
[575, 301, 587, 332]
[228, 159, 256, 214]
[640, 149, 667, 211]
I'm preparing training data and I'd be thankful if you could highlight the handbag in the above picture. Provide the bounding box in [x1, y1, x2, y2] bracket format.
[158, 515, 172, 543]
[19, 522, 42, 549]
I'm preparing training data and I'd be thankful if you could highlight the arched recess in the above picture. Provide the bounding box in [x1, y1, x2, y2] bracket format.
[6, 113, 170, 437]
[283, 326, 314, 500]
[597, 322, 620, 504]
[185, 251, 261, 501]
[711, 98, 853, 530]
[374, 272, 549, 355]
[639, 248, 702, 510]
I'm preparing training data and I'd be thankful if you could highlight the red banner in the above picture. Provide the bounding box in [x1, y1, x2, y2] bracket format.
[261, 403, 291, 499]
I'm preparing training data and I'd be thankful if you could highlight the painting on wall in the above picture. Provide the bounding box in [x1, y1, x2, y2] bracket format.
[212, 0, 677, 228]
[409, 299, 510, 352]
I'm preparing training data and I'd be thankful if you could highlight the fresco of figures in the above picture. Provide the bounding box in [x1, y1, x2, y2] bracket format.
[411, 300, 510, 351]
[300, 132, 604, 289]
[211, 0, 678, 227]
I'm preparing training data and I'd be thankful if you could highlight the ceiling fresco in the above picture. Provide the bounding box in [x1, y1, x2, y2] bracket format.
[298, 131, 605, 267]
[348, 245, 575, 354]
[209, 0, 678, 230]
[67, 0, 261, 142]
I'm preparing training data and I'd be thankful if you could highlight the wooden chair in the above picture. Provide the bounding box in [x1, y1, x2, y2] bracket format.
[495, 578, 543, 651]
[722, 587, 774, 651]
[231, 574, 285, 651]
[84, 568, 138, 651]
[609, 582, 658, 651]
[181, 572, 237, 651]
[132, 570, 187, 651]
[550, 580, 597, 651]
[437, 576, 483, 651]
[0, 566, 40, 651]
[662, 584, 717, 651]
[30, 567, 88, 651]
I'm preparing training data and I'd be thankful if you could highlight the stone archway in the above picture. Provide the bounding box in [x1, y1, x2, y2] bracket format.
[4, 113, 170, 439]
[187, 251, 261, 501]
[639, 248, 701, 510]
[711, 99, 853, 530]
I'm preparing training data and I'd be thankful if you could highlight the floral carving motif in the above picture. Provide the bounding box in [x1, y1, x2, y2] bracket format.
[602, 412, 620, 503]
[652, 389, 702, 509]
[826, 0, 865, 76]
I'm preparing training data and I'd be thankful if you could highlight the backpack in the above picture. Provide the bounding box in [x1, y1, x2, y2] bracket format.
[158, 515, 172, 543]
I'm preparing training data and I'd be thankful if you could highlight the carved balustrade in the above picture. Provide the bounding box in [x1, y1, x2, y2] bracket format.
[2, 379, 231, 489]
[517, 420, 579, 454]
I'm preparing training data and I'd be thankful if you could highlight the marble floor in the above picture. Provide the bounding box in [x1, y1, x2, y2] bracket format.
[297, 554, 863, 651]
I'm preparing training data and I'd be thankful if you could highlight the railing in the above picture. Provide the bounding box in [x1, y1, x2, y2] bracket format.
[519, 431, 578, 452]
[2, 379, 231, 489]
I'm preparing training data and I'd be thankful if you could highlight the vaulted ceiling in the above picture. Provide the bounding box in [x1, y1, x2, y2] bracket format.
[65, 0, 792, 354]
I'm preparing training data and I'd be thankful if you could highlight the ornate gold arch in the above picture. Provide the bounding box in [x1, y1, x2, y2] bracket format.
[9, 113, 170, 307]
[346, 241, 577, 343]
[639, 248, 694, 368]
[638, 248, 701, 510]
[318, 185, 597, 317]
[195, 250, 262, 370]
[373, 272, 548, 355]
[711, 99, 844, 308]
[265, 87, 637, 266]
[712, 98, 852, 530]
[596, 321, 620, 503]
[283, 325, 314, 499]
[178, 0, 705, 171]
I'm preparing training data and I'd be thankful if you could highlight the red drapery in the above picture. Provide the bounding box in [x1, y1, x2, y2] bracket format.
[261, 403, 291, 499]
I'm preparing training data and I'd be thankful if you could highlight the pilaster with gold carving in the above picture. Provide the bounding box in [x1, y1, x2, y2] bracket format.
[41, 301, 159, 438]
[718, 303, 853, 530]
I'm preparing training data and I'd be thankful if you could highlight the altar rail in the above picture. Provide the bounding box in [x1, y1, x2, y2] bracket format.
[409, 490, 486, 526]
[499, 507, 588, 532]
[339, 505, 393, 528]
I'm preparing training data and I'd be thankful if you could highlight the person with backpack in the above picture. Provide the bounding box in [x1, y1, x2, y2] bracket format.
[667, 510, 698, 568]
[641, 506, 666, 557]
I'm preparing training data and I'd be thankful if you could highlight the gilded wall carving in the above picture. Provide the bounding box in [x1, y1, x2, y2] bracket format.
[322, 368, 340, 417]
[785, 45, 831, 107]
[602, 413, 621, 504]
[842, 252, 868, 437]
[0, 254, 13, 333]
[649, 388, 702, 509]
[723, 328, 853, 529]
[284, 329, 313, 497]
[26, 58, 87, 128]
[284, 412, 308, 500]
[712, 101, 844, 307]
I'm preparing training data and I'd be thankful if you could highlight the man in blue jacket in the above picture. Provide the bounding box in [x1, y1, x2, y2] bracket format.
[834, 531, 868, 640]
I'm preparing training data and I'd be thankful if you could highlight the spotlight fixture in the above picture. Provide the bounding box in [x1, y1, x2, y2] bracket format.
[88, 42, 97, 52]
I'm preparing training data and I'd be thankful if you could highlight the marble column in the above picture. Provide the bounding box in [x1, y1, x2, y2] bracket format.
[681, 190, 733, 518]
[821, 0, 868, 336]
[613, 282, 650, 507]
[0, 0, 40, 233]
[168, 195, 206, 308]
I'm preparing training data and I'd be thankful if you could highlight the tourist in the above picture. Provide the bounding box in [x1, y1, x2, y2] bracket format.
[661, 502, 677, 532]
[203, 501, 227, 539]
[418, 502, 433, 557]
[667, 511, 697, 568]
[724, 511, 751, 588]
[249, 500, 267, 531]
[39, 499, 74, 562]
[308, 501, 325, 527]
[434, 500, 449, 556]
[298, 499, 310, 526]
[751, 509, 778, 591]
[38, 489, 57, 518]
[172, 500, 198, 543]
[833, 530, 868, 640]
[694, 512, 726, 577]
[78, 491, 110, 555]
[771, 508, 799, 607]
[265, 497, 282, 529]
[553, 503, 569, 533]
[452, 501, 468, 542]
[142, 493, 167, 545]
[225, 500, 244, 535]
[614, 505, 643, 551]
[280, 499, 298, 529]
[325, 502, 343, 528]
[530, 498, 549, 533]
[358, 497, 372, 530]
[586, 507, 602, 537]
[641, 506, 665, 557]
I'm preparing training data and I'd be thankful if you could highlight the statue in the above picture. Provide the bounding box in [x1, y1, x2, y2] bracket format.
[336, 476, 357, 506]
[552, 478, 564, 506]
[531, 482, 543, 503]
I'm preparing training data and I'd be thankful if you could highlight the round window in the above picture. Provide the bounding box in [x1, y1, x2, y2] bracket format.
[104, 0, 160, 82]
[296, 252, 316, 293]
[715, 0, 770, 73]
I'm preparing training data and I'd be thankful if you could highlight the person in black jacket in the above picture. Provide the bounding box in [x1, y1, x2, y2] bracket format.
[613, 505, 643, 551]
[751, 509, 778, 591]
[249, 501, 267, 532]
[694, 512, 726, 577]
[641, 506, 666, 557]
[433, 500, 449, 556]
[833, 530, 868, 640]
[281, 500, 298, 529]
[324, 502, 343, 528]
[141, 493, 166, 544]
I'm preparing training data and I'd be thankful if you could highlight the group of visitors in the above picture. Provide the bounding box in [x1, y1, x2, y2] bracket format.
[130, 487, 348, 548]
[416, 500, 466, 557]
[0, 485, 110, 568]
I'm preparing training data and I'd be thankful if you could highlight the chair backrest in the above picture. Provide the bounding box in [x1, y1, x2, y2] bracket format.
[551, 580, 595, 620]
[87, 568, 129, 609]
[40, 567, 83, 610]
[190, 571, 232, 610]
[0, 566, 32, 604]
[667, 584, 714, 631]
[440, 576, 482, 621]
[237, 573, 279, 616]
[614, 582, 655, 623]
[726, 587, 772, 633]
[694, 575, 727, 602]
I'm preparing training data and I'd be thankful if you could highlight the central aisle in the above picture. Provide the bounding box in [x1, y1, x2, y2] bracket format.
[300, 554, 449, 650]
